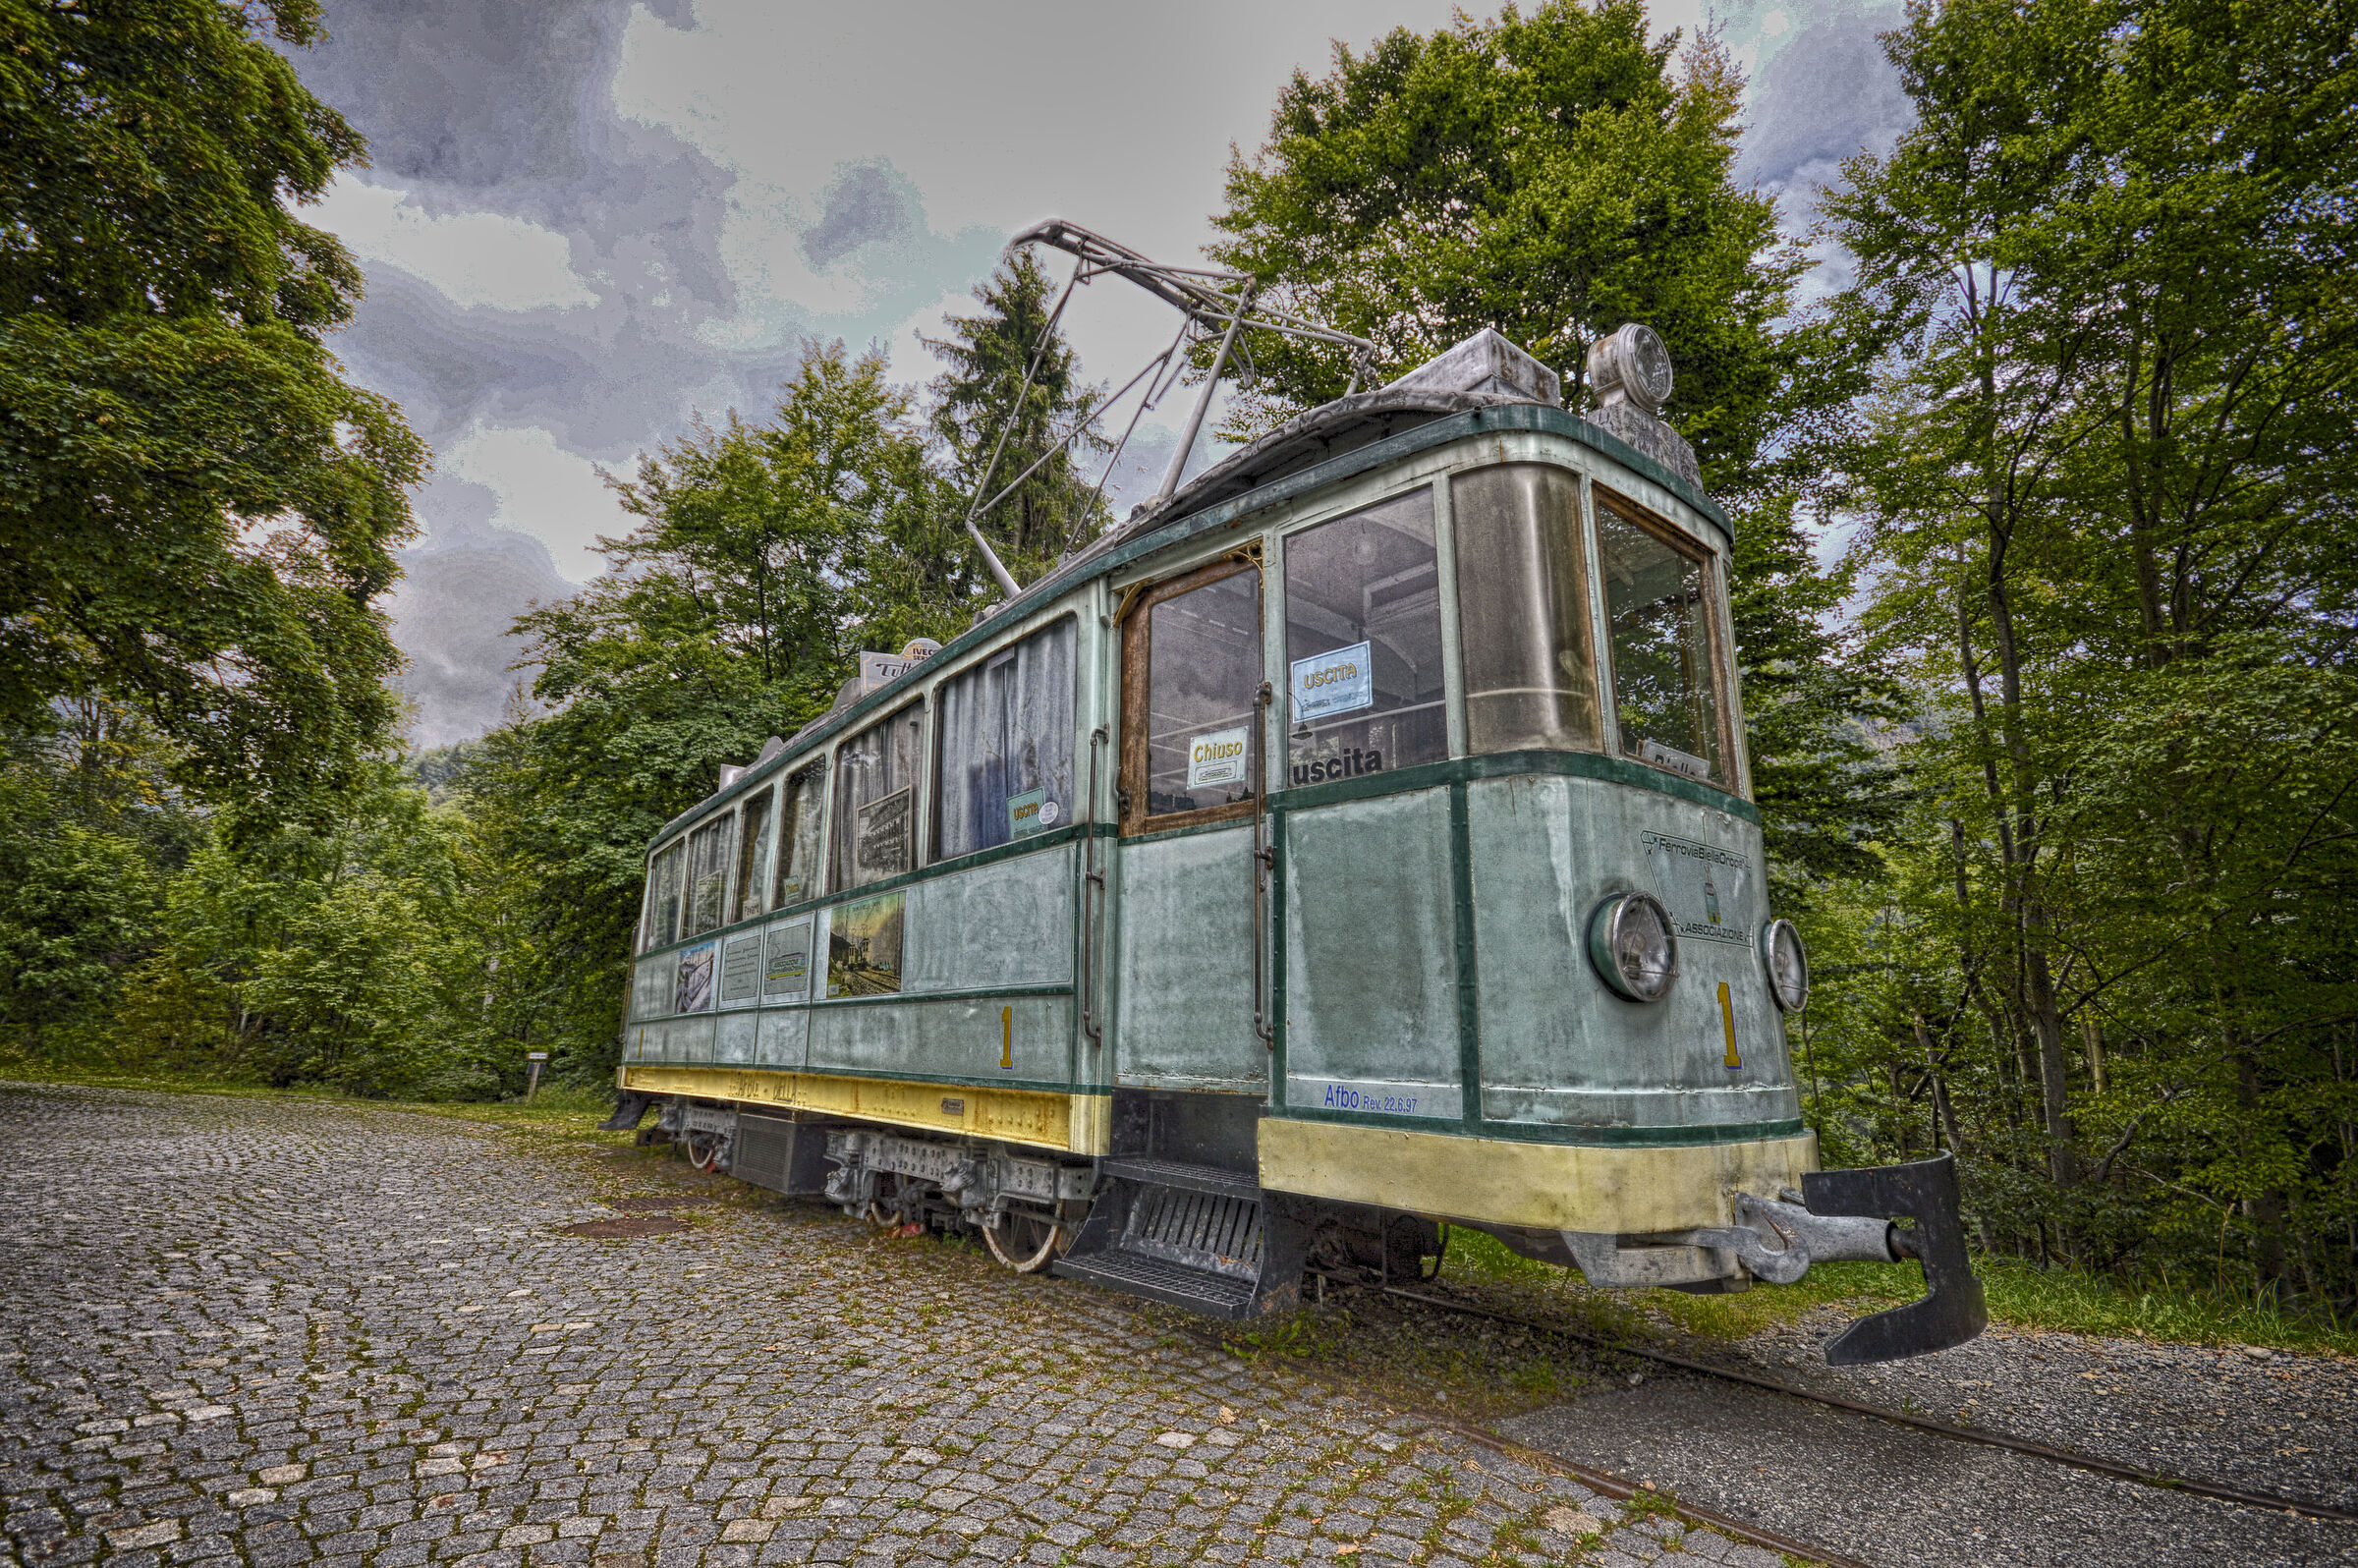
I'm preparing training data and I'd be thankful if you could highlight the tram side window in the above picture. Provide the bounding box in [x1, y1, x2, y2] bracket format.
[1137, 563, 1262, 820]
[643, 839, 684, 951]
[831, 702, 924, 891]
[731, 784, 775, 924]
[1596, 488, 1727, 785]
[1283, 488, 1446, 787]
[682, 813, 734, 936]
[1451, 464, 1601, 754]
[773, 760, 826, 908]
[935, 617, 1077, 859]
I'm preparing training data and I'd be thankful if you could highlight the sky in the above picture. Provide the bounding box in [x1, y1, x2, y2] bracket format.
[288, 0, 1914, 748]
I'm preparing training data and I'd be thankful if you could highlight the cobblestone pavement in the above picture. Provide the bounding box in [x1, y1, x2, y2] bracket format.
[0, 1086, 1800, 1568]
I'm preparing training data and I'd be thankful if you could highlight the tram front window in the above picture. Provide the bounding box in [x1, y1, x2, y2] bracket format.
[1283, 489, 1446, 786]
[1596, 487, 1727, 785]
[1136, 563, 1262, 821]
[1451, 464, 1601, 754]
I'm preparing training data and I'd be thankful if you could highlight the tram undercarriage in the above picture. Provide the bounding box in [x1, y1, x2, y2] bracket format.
[611, 1088, 1981, 1364]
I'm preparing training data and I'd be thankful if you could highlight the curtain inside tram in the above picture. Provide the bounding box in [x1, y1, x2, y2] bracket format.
[933, 617, 1078, 860]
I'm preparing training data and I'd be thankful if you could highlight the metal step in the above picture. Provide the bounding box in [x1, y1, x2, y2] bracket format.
[1099, 1156, 1261, 1201]
[1052, 1249, 1260, 1316]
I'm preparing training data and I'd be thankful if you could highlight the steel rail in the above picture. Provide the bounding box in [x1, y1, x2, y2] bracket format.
[1376, 1283, 2358, 1525]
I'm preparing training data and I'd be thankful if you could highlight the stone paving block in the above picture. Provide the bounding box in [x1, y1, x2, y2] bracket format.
[0, 1088, 1837, 1568]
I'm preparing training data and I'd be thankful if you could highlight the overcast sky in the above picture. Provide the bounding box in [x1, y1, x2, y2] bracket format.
[288, 0, 1912, 747]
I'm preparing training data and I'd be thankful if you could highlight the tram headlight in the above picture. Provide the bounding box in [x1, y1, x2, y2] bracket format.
[1760, 918, 1809, 1012]
[1587, 891, 1678, 1002]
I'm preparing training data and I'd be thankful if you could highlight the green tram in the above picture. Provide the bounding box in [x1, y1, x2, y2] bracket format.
[606, 271, 1983, 1364]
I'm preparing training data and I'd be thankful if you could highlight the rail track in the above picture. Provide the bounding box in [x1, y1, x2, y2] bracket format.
[1371, 1279, 2358, 1527]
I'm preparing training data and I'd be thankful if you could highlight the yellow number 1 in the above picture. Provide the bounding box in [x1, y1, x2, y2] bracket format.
[1718, 980, 1740, 1070]
[1001, 1005, 1013, 1071]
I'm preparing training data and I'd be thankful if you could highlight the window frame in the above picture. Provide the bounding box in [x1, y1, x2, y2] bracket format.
[928, 612, 1082, 864]
[729, 781, 777, 925]
[680, 808, 738, 939]
[772, 757, 828, 912]
[1591, 483, 1738, 791]
[828, 699, 927, 894]
[1118, 554, 1266, 838]
[641, 836, 686, 953]
[1274, 484, 1451, 790]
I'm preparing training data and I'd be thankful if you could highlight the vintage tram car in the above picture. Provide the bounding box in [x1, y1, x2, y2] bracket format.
[605, 251, 1983, 1365]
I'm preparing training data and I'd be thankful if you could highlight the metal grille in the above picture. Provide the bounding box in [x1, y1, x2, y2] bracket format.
[1124, 1188, 1263, 1279]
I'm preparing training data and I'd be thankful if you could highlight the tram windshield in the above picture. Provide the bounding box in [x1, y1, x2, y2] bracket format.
[1595, 488, 1727, 785]
[1450, 464, 1602, 753]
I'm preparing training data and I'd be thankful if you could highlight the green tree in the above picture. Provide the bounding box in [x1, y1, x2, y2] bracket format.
[924, 254, 1110, 588]
[1207, 0, 1801, 484]
[117, 761, 499, 1098]
[1814, 0, 2358, 1297]
[0, 0, 423, 824]
[463, 346, 940, 1077]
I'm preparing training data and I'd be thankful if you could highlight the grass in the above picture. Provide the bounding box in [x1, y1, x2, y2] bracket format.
[1439, 1223, 2358, 1357]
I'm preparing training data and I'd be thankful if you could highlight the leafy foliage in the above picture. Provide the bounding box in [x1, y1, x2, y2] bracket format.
[0, 0, 422, 825]
[1800, 0, 2358, 1308]
[924, 253, 1112, 585]
[1207, 0, 1802, 485]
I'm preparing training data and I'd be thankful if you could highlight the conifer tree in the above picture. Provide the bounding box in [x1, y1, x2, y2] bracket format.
[923, 254, 1111, 588]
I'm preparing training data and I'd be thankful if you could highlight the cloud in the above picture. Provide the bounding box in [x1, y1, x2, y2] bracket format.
[310, 177, 600, 312]
[287, 0, 1919, 748]
[443, 423, 639, 582]
[1733, 0, 1912, 196]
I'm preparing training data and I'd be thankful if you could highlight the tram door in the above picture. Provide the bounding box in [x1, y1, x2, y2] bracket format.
[1112, 559, 1269, 1099]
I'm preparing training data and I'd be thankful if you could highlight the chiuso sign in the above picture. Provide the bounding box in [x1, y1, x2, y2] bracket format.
[1291, 641, 1373, 721]
[1187, 728, 1249, 789]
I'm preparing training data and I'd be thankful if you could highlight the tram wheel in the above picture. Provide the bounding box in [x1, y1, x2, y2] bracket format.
[682, 1130, 723, 1173]
[982, 1207, 1063, 1273]
[863, 1174, 904, 1228]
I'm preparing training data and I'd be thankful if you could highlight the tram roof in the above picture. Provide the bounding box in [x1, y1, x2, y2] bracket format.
[649, 392, 1728, 847]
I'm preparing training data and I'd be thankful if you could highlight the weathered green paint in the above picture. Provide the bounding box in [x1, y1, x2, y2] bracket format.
[1273, 1104, 1810, 1148]
[1112, 822, 1264, 1093]
[813, 983, 1075, 1009]
[1279, 784, 1462, 1121]
[1273, 748, 1759, 823]
[1463, 772, 1797, 1129]
[807, 993, 1074, 1087]
[902, 845, 1075, 992]
[1448, 779, 1483, 1130]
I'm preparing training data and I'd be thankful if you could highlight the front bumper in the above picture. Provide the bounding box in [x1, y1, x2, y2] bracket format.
[1510, 1150, 1988, 1363]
